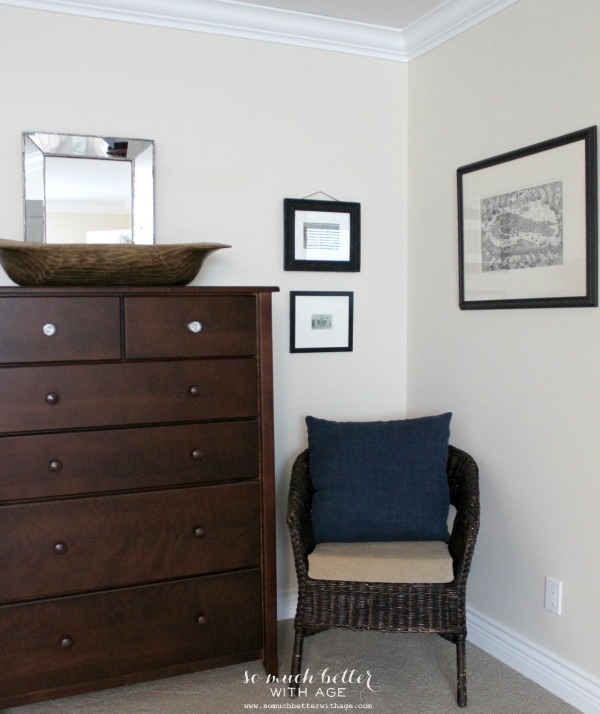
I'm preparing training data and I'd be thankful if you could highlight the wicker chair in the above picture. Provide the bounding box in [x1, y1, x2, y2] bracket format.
[286, 445, 480, 707]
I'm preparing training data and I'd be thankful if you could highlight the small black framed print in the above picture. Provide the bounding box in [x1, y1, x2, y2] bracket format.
[284, 198, 360, 272]
[290, 291, 354, 353]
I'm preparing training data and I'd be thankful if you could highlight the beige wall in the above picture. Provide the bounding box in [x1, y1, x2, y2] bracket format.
[408, 0, 600, 681]
[0, 6, 408, 595]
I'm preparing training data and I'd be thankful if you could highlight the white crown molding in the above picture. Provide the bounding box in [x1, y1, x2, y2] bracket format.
[403, 0, 521, 61]
[0, 0, 521, 62]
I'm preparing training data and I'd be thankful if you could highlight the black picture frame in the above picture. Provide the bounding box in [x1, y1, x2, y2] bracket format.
[284, 198, 360, 272]
[458, 126, 597, 309]
[290, 291, 354, 353]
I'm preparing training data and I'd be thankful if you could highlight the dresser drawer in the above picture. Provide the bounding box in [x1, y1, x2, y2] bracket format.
[124, 296, 257, 358]
[0, 482, 260, 602]
[0, 420, 258, 501]
[0, 359, 257, 433]
[0, 297, 121, 363]
[0, 570, 262, 704]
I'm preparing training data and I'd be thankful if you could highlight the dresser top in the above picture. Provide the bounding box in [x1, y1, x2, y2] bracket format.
[0, 285, 279, 297]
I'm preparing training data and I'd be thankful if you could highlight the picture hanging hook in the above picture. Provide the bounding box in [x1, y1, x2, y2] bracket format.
[300, 191, 340, 202]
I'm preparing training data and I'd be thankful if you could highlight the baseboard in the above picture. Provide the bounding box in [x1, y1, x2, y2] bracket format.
[467, 606, 600, 714]
[277, 589, 298, 622]
[277, 591, 600, 713]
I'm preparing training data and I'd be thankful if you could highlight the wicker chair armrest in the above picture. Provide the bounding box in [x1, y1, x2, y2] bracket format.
[286, 450, 316, 580]
[447, 445, 480, 585]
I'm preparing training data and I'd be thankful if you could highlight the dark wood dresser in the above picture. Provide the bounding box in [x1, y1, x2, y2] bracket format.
[0, 285, 278, 709]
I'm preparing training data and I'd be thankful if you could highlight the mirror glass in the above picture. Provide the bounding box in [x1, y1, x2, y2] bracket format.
[23, 132, 154, 244]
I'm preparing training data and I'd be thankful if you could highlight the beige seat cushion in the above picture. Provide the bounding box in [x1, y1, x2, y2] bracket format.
[307, 541, 454, 584]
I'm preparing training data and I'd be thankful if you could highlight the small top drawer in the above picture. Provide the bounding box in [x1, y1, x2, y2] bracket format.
[124, 296, 257, 359]
[0, 297, 121, 364]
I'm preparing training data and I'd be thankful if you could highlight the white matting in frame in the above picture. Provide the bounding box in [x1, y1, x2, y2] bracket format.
[290, 291, 353, 352]
[294, 209, 351, 262]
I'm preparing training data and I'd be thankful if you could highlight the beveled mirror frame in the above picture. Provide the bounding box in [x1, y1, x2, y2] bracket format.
[23, 131, 155, 245]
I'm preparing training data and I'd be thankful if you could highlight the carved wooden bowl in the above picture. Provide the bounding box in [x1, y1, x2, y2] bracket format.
[0, 239, 230, 286]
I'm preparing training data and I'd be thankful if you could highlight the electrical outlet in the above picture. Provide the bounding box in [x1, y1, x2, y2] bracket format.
[544, 577, 562, 615]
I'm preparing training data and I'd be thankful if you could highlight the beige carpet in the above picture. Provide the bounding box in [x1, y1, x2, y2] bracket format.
[6, 619, 579, 714]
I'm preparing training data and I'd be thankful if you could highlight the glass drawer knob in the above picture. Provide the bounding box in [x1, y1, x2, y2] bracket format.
[191, 449, 204, 461]
[54, 542, 68, 555]
[187, 321, 202, 334]
[49, 460, 63, 473]
[189, 385, 201, 397]
[46, 392, 60, 405]
[194, 527, 206, 538]
[43, 323, 57, 337]
[61, 636, 73, 649]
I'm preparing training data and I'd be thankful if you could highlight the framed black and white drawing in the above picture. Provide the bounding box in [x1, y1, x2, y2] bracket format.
[290, 291, 354, 353]
[458, 126, 597, 309]
[284, 198, 360, 272]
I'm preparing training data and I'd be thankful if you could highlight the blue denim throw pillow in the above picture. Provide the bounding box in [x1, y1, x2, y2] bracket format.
[306, 414, 452, 543]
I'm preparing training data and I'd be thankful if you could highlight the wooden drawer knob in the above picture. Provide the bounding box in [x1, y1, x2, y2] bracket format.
[46, 392, 60, 405]
[194, 527, 206, 538]
[191, 449, 204, 461]
[188, 385, 201, 397]
[49, 460, 63, 473]
[60, 636, 73, 649]
[196, 615, 208, 626]
[54, 542, 68, 555]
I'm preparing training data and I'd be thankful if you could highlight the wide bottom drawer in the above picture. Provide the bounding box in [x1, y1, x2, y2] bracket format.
[0, 570, 262, 704]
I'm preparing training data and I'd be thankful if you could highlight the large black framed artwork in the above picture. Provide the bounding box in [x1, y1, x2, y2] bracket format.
[458, 126, 597, 309]
[284, 198, 360, 272]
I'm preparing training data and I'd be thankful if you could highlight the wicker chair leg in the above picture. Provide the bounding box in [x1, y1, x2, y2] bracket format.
[456, 635, 467, 707]
[290, 628, 305, 697]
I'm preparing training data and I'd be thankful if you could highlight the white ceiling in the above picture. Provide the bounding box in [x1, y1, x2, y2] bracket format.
[0, 0, 521, 61]
[232, 0, 450, 30]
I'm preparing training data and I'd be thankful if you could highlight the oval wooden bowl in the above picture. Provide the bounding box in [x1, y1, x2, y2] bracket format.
[0, 239, 230, 287]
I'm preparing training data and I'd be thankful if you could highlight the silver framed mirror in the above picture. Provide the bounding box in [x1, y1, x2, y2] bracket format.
[23, 132, 154, 245]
